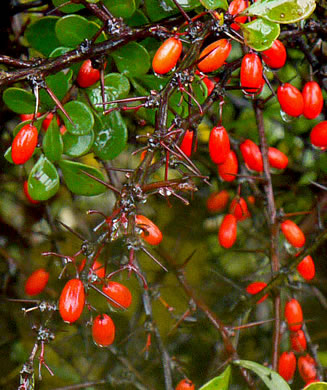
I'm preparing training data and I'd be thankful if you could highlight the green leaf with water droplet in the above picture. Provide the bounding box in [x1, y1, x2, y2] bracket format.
[63, 130, 94, 157]
[59, 160, 107, 196]
[234, 360, 291, 390]
[112, 42, 150, 77]
[199, 366, 231, 390]
[241, 18, 280, 51]
[43, 118, 63, 162]
[59, 101, 94, 136]
[199, 0, 228, 10]
[242, 0, 316, 24]
[28, 155, 60, 201]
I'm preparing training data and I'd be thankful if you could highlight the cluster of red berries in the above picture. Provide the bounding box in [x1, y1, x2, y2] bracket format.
[278, 299, 318, 385]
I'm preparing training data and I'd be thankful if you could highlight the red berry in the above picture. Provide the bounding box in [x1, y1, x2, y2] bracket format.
[77, 59, 101, 88]
[12, 124, 38, 165]
[247, 195, 255, 205]
[102, 281, 132, 309]
[268, 147, 288, 170]
[20, 113, 41, 121]
[240, 53, 263, 94]
[281, 219, 306, 248]
[135, 214, 163, 246]
[277, 83, 304, 117]
[310, 121, 327, 149]
[240, 139, 263, 172]
[42, 113, 60, 132]
[59, 279, 85, 324]
[261, 40, 287, 69]
[197, 39, 232, 73]
[218, 214, 237, 248]
[92, 313, 115, 347]
[218, 150, 238, 182]
[278, 351, 296, 382]
[79, 259, 105, 282]
[206, 190, 230, 213]
[302, 81, 323, 120]
[180, 130, 196, 157]
[228, 0, 247, 30]
[23, 180, 39, 204]
[209, 126, 230, 164]
[284, 298, 303, 331]
[290, 329, 307, 352]
[175, 378, 195, 390]
[297, 255, 315, 280]
[152, 37, 183, 75]
[229, 197, 250, 221]
[24, 268, 49, 296]
[298, 354, 317, 383]
[246, 281, 268, 303]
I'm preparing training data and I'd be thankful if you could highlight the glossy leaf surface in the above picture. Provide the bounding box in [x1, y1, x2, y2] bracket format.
[199, 365, 231, 390]
[241, 18, 280, 51]
[59, 101, 94, 135]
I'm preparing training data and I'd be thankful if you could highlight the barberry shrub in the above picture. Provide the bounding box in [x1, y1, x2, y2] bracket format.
[1, 0, 327, 389]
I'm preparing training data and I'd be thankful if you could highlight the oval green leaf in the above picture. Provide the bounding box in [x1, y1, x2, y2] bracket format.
[28, 155, 60, 201]
[4, 147, 14, 164]
[43, 118, 63, 162]
[39, 71, 71, 109]
[234, 360, 291, 390]
[52, 0, 85, 13]
[102, 0, 136, 18]
[199, 0, 228, 10]
[199, 366, 231, 390]
[145, 0, 199, 21]
[112, 42, 150, 77]
[59, 101, 94, 136]
[58, 160, 107, 196]
[63, 130, 94, 157]
[93, 111, 128, 160]
[3, 88, 37, 114]
[125, 10, 149, 27]
[25, 16, 61, 56]
[242, 0, 316, 24]
[241, 19, 280, 51]
[304, 383, 327, 390]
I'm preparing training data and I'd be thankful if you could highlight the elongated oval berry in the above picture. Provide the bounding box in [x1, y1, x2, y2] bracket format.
[297, 255, 315, 280]
[285, 298, 303, 331]
[268, 147, 288, 170]
[79, 259, 105, 282]
[246, 281, 268, 303]
[12, 124, 38, 165]
[240, 139, 263, 172]
[25, 268, 49, 296]
[23, 180, 39, 204]
[302, 81, 323, 120]
[228, 0, 247, 30]
[310, 121, 327, 149]
[209, 126, 230, 164]
[298, 354, 317, 383]
[206, 190, 230, 213]
[218, 214, 237, 248]
[278, 351, 296, 382]
[20, 113, 41, 121]
[175, 378, 195, 390]
[59, 279, 85, 324]
[261, 40, 287, 69]
[277, 83, 304, 117]
[218, 150, 238, 182]
[281, 219, 306, 248]
[290, 329, 307, 352]
[240, 53, 263, 94]
[197, 39, 232, 73]
[92, 313, 115, 347]
[180, 130, 196, 157]
[102, 281, 132, 309]
[77, 59, 102, 88]
[135, 214, 163, 245]
[152, 37, 183, 75]
[229, 197, 249, 221]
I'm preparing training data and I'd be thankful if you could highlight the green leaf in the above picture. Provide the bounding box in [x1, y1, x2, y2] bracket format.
[241, 19, 280, 51]
[93, 111, 128, 160]
[59, 101, 94, 136]
[58, 160, 107, 196]
[242, 0, 316, 23]
[234, 360, 291, 390]
[199, 366, 231, 390]
[3, 88, 36, 114]
[125, 10, 149, 26]
[112, 42, 150, 77]
[43, 118, 63, 162]
[4, 147, 14, 164]
[63, 130, 94, 157]
[319, 153, 327, 174]
[304, 383, 327, 390]
[145, 0, 199, 21]
[28, 155, 60, 201]
[39, 71, 71, 109]
[102, 0, 136, 18]
[52, 0, 85, 13]
[199, 0, 228, 10]
[25, 16, 61, 56]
